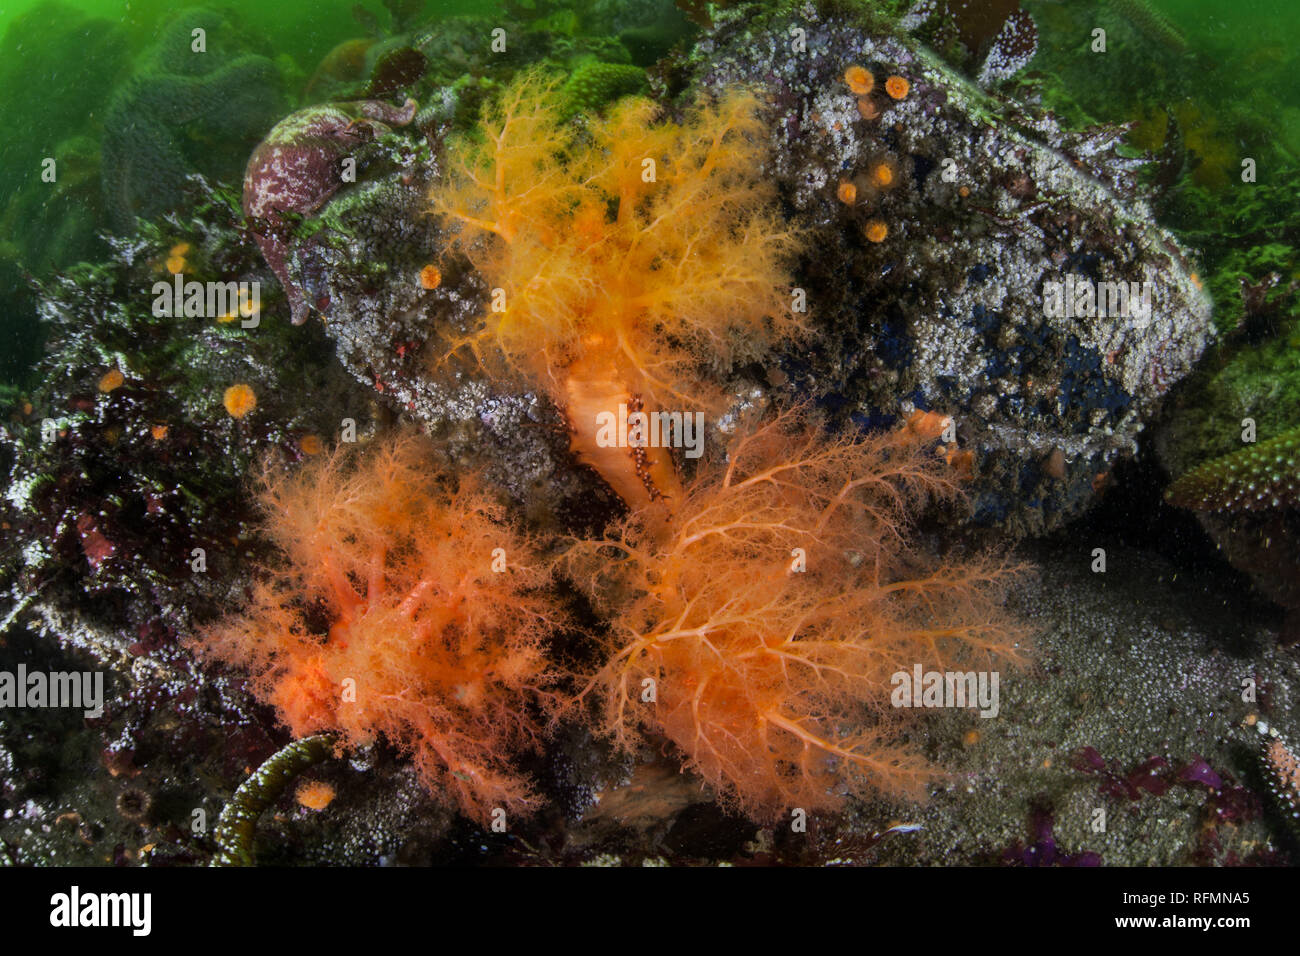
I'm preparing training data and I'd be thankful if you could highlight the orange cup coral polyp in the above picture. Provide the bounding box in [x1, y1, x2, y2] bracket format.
[843, 65, 874, 96]
[193, 434, 564, 819]
[885, 75, 910, 100]
[565, 409, 1032, 822]
[432, 71, 804, 515]
[222, 383, 257, 419]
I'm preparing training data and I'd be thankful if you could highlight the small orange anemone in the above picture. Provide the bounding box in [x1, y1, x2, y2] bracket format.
[419, 264, 442, 290]
[295, 780, 335, 811]
[150, 424, 169, 441]
[905, 409, 951, 441]
[836, 180, 857, 204]
[222, 384, 257, 419]
[856, 98, 880, 121]
[864, 219, 889, 243]
[945, 446, 975, 479]
[843, 65, 874, 96]
[885, 75, 910, 100]
[98, 369, 125, 394]
[871, 161, 896, 188]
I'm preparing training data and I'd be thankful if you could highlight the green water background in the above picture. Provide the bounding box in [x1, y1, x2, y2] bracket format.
[0, 0, 1293, 53]
[0, 0, 486, 67]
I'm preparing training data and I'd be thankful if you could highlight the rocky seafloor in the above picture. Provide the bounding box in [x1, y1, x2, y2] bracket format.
[2, 533, 1295, 866]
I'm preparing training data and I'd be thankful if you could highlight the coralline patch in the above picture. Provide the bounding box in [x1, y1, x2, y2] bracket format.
[686, 2, 1213, 535]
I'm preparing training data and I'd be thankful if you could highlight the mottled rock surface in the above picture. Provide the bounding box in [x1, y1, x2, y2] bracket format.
[287, 2, 1213, 537]
[686, 3, 1214, 534]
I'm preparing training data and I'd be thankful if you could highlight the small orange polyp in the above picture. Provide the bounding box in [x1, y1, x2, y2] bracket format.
[836, 180, 857, 205]
[98, 369, 125, 394]
[295, 780, 336, 811]
[843, 65, 874, 96]
[864, 220, 889, 243]
[885, 75, 910, 100]
[222, 383, 257, 419]
[905, 409, 949, 441]
[945, 447, 974, 479]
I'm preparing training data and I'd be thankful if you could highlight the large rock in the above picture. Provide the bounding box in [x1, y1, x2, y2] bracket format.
[686, 2, 1214, 535]
[283, 1, 1213, 537]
